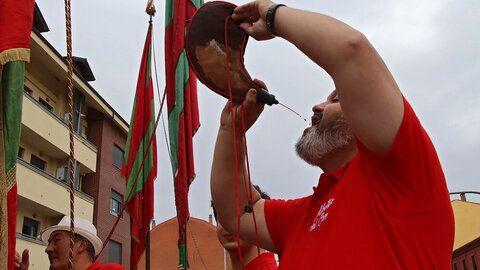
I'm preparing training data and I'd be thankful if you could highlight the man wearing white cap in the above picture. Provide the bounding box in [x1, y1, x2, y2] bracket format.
[16, 216, 125, 270]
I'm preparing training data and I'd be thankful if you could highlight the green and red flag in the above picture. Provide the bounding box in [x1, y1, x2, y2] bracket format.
[0, 0, 35, 269]
[122, 22, 157, 270]
[165, 0, 202, 267]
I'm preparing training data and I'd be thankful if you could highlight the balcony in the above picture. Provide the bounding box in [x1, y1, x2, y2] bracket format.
[16, 158, 94, 219]
[21, 93, 97, 173]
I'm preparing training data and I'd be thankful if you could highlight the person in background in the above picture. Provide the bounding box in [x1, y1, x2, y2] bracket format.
[211, 185, 277, 270]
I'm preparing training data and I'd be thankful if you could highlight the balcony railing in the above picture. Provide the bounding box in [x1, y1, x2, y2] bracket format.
[16, 232, 46, 246]
[17, 158, 93, 203]
[23, 92, 97, 151]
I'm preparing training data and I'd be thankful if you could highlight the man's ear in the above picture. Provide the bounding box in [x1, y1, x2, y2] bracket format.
[76, 238, 88, 253]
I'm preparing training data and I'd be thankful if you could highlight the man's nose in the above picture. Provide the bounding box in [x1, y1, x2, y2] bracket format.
[312, 102, 326, 113]
[45, 243, 53, 253]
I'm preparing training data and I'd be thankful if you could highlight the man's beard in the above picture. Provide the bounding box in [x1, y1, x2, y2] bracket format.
[295, 115, 354, 167]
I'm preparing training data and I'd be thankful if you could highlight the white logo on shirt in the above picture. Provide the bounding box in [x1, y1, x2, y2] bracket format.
[309, 198, 334, 232]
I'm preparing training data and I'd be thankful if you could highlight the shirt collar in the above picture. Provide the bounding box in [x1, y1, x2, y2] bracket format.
[313, 162, 350, 192]
[326, 161, 350, 181]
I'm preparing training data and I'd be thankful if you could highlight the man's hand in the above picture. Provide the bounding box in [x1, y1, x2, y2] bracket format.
[232, 0, 276, 40]
[14, 249, 29, 270]
[219, 78, 266, 134]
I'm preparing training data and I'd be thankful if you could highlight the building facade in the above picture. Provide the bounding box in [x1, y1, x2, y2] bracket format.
[15, 5, 130, 269]
[452, 237, 480, 270]
[451, 199, 480, 270]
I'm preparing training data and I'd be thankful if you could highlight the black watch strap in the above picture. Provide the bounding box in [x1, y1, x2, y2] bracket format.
[266, 4, 286, 36]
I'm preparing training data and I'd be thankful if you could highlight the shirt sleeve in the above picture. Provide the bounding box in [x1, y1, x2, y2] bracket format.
[356, 97, 448, 212]
[102, 263, 126, 270]
[264, 197, 307, 255]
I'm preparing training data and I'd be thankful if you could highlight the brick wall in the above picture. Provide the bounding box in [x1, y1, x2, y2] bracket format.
[137, 217, 232, 270]
[86, 109, 130, 269]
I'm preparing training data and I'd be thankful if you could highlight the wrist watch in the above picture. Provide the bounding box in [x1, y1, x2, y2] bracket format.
[266, 3, 286, 36]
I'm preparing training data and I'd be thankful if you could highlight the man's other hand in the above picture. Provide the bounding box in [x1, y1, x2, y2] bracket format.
[14, 249, 29, 270]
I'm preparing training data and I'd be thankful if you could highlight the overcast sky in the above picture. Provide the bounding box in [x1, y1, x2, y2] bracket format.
[35, 0, 480, 225]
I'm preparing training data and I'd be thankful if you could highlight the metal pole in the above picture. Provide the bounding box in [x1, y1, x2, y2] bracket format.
[224, 249, 227, 270]
[146, 226, 150, 270]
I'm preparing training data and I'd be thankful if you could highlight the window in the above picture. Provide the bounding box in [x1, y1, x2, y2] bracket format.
[22, 217, 39, 238]
[110, 190, 123, 216]
[18, 147, 24, 159]
[454, 263, 458, 270]
[24, 86, 33, 95]
[30, 155, 45, 171]
[464, 259, 468, 270]
[73, 160, 80, 188]
[473, 256, 478, 270]
[112, 144, 124, 170]
[39, 98, 53, 111]
[73, 89, 85, 134]
[108, 240, 122, 264]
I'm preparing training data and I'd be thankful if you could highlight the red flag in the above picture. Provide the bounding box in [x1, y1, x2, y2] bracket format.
[0, 1, 35, 270]
[0, 0, 35, 64]
[122, 23, 157, 270]
[165, 0, 202, 266]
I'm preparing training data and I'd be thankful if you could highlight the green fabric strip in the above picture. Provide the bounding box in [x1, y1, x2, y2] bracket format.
[178, 244, 188, 269]
[165, 0, 204, 28]
[125, 99, 156, 202]
[146, 43, 152, 89]
[191, 0, 203, 9]
[165, 0, 174, 27]
[1, 61, 24, 172]
[168, 51, 189, 176]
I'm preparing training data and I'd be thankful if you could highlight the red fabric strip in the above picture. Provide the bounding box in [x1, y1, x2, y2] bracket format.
[0, 0, 35, 55]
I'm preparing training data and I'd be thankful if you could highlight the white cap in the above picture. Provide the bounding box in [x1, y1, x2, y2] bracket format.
[41, 216, 103, 255]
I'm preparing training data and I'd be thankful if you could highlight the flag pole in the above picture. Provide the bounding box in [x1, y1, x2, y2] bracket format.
[146, 224, 150, 270]
[0, 64, 8, 270]
[146, 8, 154, 270]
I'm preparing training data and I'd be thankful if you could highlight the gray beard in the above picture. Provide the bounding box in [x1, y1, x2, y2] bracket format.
[295, 116, 354, 167]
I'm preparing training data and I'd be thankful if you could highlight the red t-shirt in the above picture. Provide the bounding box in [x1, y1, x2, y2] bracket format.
[86, 262, 125, 270]
[244, 252, 278, 270]
[264, 98, 454, 269]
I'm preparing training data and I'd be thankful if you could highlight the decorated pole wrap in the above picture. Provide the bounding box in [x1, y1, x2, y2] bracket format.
[63, 0, 76, 268]
[122, 3, 157, 269]
[165, 0, 203, 267]
[0, 1, 35, 269]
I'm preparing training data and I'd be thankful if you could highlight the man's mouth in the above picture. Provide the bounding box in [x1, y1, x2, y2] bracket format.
[311, 112, 323, 126]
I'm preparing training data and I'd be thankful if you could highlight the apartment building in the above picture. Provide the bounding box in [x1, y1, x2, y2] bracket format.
[15, 4, 130, 269]
[451, 199, 480, 270]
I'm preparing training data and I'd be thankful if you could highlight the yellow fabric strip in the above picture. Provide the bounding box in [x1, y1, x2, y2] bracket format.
[0, 48, 30, 65]
[6, 165, 16, 192]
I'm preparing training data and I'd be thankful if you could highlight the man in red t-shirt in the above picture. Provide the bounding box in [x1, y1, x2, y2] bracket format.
[210, 0, 455, 269]
[211, 185, 277, 270]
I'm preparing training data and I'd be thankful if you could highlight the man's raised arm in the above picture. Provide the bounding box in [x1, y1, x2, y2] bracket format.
[233, 0, 404, 154]
[210, 83, 277, 253]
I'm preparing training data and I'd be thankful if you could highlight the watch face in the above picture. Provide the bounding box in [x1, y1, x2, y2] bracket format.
[186, 1, 258, 101]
